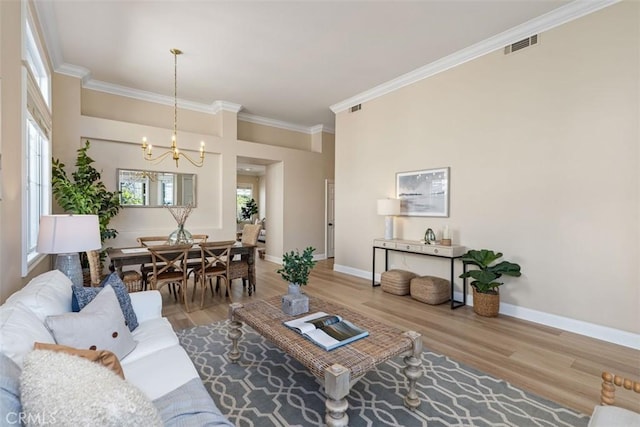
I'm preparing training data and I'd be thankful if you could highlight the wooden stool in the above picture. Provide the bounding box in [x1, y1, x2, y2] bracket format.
[410, 276, 450, 305]
[381, 269, 417, 296]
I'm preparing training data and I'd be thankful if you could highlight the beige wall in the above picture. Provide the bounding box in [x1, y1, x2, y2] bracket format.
[238, 120, 312, 150]
[335, 2, 639, 336]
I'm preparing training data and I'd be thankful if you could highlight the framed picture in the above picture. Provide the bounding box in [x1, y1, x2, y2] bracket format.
[396, 167, 449, 217]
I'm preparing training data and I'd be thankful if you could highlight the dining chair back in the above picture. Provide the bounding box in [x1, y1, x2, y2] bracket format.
[229, 224, 262, 292]
[147, 243, 193, 311]
[192, 240, 235, 308]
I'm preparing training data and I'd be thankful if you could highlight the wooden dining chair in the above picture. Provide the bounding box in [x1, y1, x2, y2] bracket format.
[229, 223, 261, 293]
[191, 241, 234, 308]
[136, 236, 170, 290]
[146, 244, 193, 311]
[183, 234, 209, 278]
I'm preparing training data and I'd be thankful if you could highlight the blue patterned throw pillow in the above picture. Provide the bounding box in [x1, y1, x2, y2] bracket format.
[100, 273, 139, 331]
[71, 273, 139, 331]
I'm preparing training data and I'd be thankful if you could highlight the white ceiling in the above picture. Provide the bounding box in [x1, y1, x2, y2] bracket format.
[35, 0, 586, 133]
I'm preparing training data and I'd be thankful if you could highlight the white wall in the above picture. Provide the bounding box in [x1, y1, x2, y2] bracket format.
[334, 2, 639, 337]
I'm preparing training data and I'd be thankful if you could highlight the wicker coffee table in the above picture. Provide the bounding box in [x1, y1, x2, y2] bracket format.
[228, 296, 423, 427]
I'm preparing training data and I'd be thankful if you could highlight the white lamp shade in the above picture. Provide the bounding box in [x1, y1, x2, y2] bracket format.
[377, 199, 401, 216]
[37, 215, 101, 254]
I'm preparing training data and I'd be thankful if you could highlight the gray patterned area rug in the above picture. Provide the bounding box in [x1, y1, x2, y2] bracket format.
[177, 321, 590, 427]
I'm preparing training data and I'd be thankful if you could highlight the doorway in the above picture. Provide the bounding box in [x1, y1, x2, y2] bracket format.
[325, 179, 335, 258]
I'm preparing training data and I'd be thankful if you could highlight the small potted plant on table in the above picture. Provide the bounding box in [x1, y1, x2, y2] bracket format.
[277, 247, 316, 316]
[459, 249, 522, 317]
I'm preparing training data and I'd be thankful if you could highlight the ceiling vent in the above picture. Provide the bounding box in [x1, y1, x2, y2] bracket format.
[504, 35, 538, 54]
[350, 104, 362, 113]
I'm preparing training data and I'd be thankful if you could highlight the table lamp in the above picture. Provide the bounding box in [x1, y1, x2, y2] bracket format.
[377, 199, 401, 240]
[36, 214, 101, 287]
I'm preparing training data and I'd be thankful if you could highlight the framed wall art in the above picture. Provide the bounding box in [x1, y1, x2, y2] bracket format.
[396, 167, 449, 217]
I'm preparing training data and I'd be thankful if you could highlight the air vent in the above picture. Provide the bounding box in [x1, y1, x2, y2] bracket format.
[350, 104, 362, 112]
[504, 35, 538, 54]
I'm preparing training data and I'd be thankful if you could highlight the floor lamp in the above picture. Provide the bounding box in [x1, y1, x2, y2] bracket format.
[377, 199, 401, 240]
[37, 215, 101, 287]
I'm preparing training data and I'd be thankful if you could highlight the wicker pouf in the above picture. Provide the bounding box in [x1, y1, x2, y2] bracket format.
[380, 269, 417, 296]
[410, 276, 450, 305]
[122, 271, 143, 293]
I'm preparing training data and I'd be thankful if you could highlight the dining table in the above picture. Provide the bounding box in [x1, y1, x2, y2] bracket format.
[107, 242, 257, 295]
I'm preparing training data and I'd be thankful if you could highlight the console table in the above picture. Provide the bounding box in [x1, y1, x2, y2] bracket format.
[372, 239, 468, 309]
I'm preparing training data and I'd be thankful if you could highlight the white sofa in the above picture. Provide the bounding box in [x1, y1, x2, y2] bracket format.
[0, 269, 232, 426]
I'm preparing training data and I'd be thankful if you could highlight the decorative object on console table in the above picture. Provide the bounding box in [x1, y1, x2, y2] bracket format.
[37, 215, 101, 287]
[423, 228, 437, 245]
[459, 249, 522, 317]
[396, 167, 449, 217]
[377, 198, 401, 240]
[441, 225, 451, 246]
[166, 203, 194, 245]
[277, 247, 317, 316]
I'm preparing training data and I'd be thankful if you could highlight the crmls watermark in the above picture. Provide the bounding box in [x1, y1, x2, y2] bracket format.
[5, 412, 57, 425]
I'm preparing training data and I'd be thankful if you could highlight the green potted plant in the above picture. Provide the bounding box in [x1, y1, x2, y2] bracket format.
[240, 198, 259, 223]
[459, 249, 522, 317]
[51, 140, 121, 269]
[277, 247, 317, 315]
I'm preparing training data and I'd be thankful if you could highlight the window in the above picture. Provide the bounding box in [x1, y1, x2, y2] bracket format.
[22, 9, 52, 275]
[237, 184, 253, 221]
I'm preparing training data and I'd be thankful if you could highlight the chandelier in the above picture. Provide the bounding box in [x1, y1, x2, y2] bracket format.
[141, 48, 205, 167]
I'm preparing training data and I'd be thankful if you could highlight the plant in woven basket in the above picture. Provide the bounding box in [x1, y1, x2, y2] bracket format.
[276, 247, 317, 286]
[459, 249, 522, 317]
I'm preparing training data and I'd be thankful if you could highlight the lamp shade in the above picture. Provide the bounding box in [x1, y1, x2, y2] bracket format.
[37, 215, 101, 254]
[377, 199, 401, 216]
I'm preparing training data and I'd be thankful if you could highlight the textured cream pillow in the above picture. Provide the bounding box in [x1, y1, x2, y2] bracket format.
[44, 285, 136, 360]
[20, 349, 162, 426]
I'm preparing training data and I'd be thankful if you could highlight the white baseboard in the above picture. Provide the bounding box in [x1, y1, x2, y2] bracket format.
[334, 264, 640, 350]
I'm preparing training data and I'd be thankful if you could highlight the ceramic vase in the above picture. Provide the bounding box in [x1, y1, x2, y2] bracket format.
[281, 283, 309, 316]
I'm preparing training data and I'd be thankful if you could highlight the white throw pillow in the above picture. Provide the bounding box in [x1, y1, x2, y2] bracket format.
[0, 302, 55, 368]
[45, 285, 137, 360]
[20, 349, 162, 426]
[5, 270, 73, 322]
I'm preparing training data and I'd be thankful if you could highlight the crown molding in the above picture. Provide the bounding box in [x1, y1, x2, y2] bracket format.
[55, 63, 91, 82]
[238, 114, 334, 134]
[212, 100, 243, 114]
[330, 0, 620, 114]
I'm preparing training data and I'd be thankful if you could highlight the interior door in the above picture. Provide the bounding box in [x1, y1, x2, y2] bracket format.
[326, 180, 335, 258]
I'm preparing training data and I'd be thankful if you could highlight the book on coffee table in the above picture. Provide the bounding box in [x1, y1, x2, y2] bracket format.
[284, 311, 369, 351]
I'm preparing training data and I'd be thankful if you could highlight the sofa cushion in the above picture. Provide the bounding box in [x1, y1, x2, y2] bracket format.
[72, 272, 139, 331]
[0, 352, 22, 423]
[5, 270, 72, 322]
[589, 405, 640, 426]
[121, 345, 200, 401]
[45, 285, 136, 360]
[122, 317, 178, 365]
[20, 349, 162, 426]
[153, 377, 233, 427]
[34, 342, 125, 379]
[0, 302, 55, 368]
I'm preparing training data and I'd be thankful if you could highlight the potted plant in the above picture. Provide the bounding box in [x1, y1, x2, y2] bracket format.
[277, 247, 317, 315]
[51, 140, 121, 270]
[240, 198, 259, 223]
[459, 249, 522, 317]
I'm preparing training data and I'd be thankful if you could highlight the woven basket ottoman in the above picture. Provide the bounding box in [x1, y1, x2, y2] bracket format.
[410, 276, 450, 305]
[381, 269, 417, 296]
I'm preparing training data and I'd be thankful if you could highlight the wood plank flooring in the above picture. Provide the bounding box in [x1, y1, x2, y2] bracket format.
[163, 258, 640, 416]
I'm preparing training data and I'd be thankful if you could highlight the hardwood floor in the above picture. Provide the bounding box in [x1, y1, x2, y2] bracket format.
[163, 257, 640, 416]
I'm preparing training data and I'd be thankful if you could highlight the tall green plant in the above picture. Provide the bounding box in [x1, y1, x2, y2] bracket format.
[240, 198, 258, 221]
[51, 140, 121, 245]
[459, 249, 522, 294]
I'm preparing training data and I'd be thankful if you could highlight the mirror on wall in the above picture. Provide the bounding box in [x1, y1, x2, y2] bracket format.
[117, 169, 196, 207]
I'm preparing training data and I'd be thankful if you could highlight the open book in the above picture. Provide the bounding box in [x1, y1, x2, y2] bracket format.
[284, 311, 369, 351]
